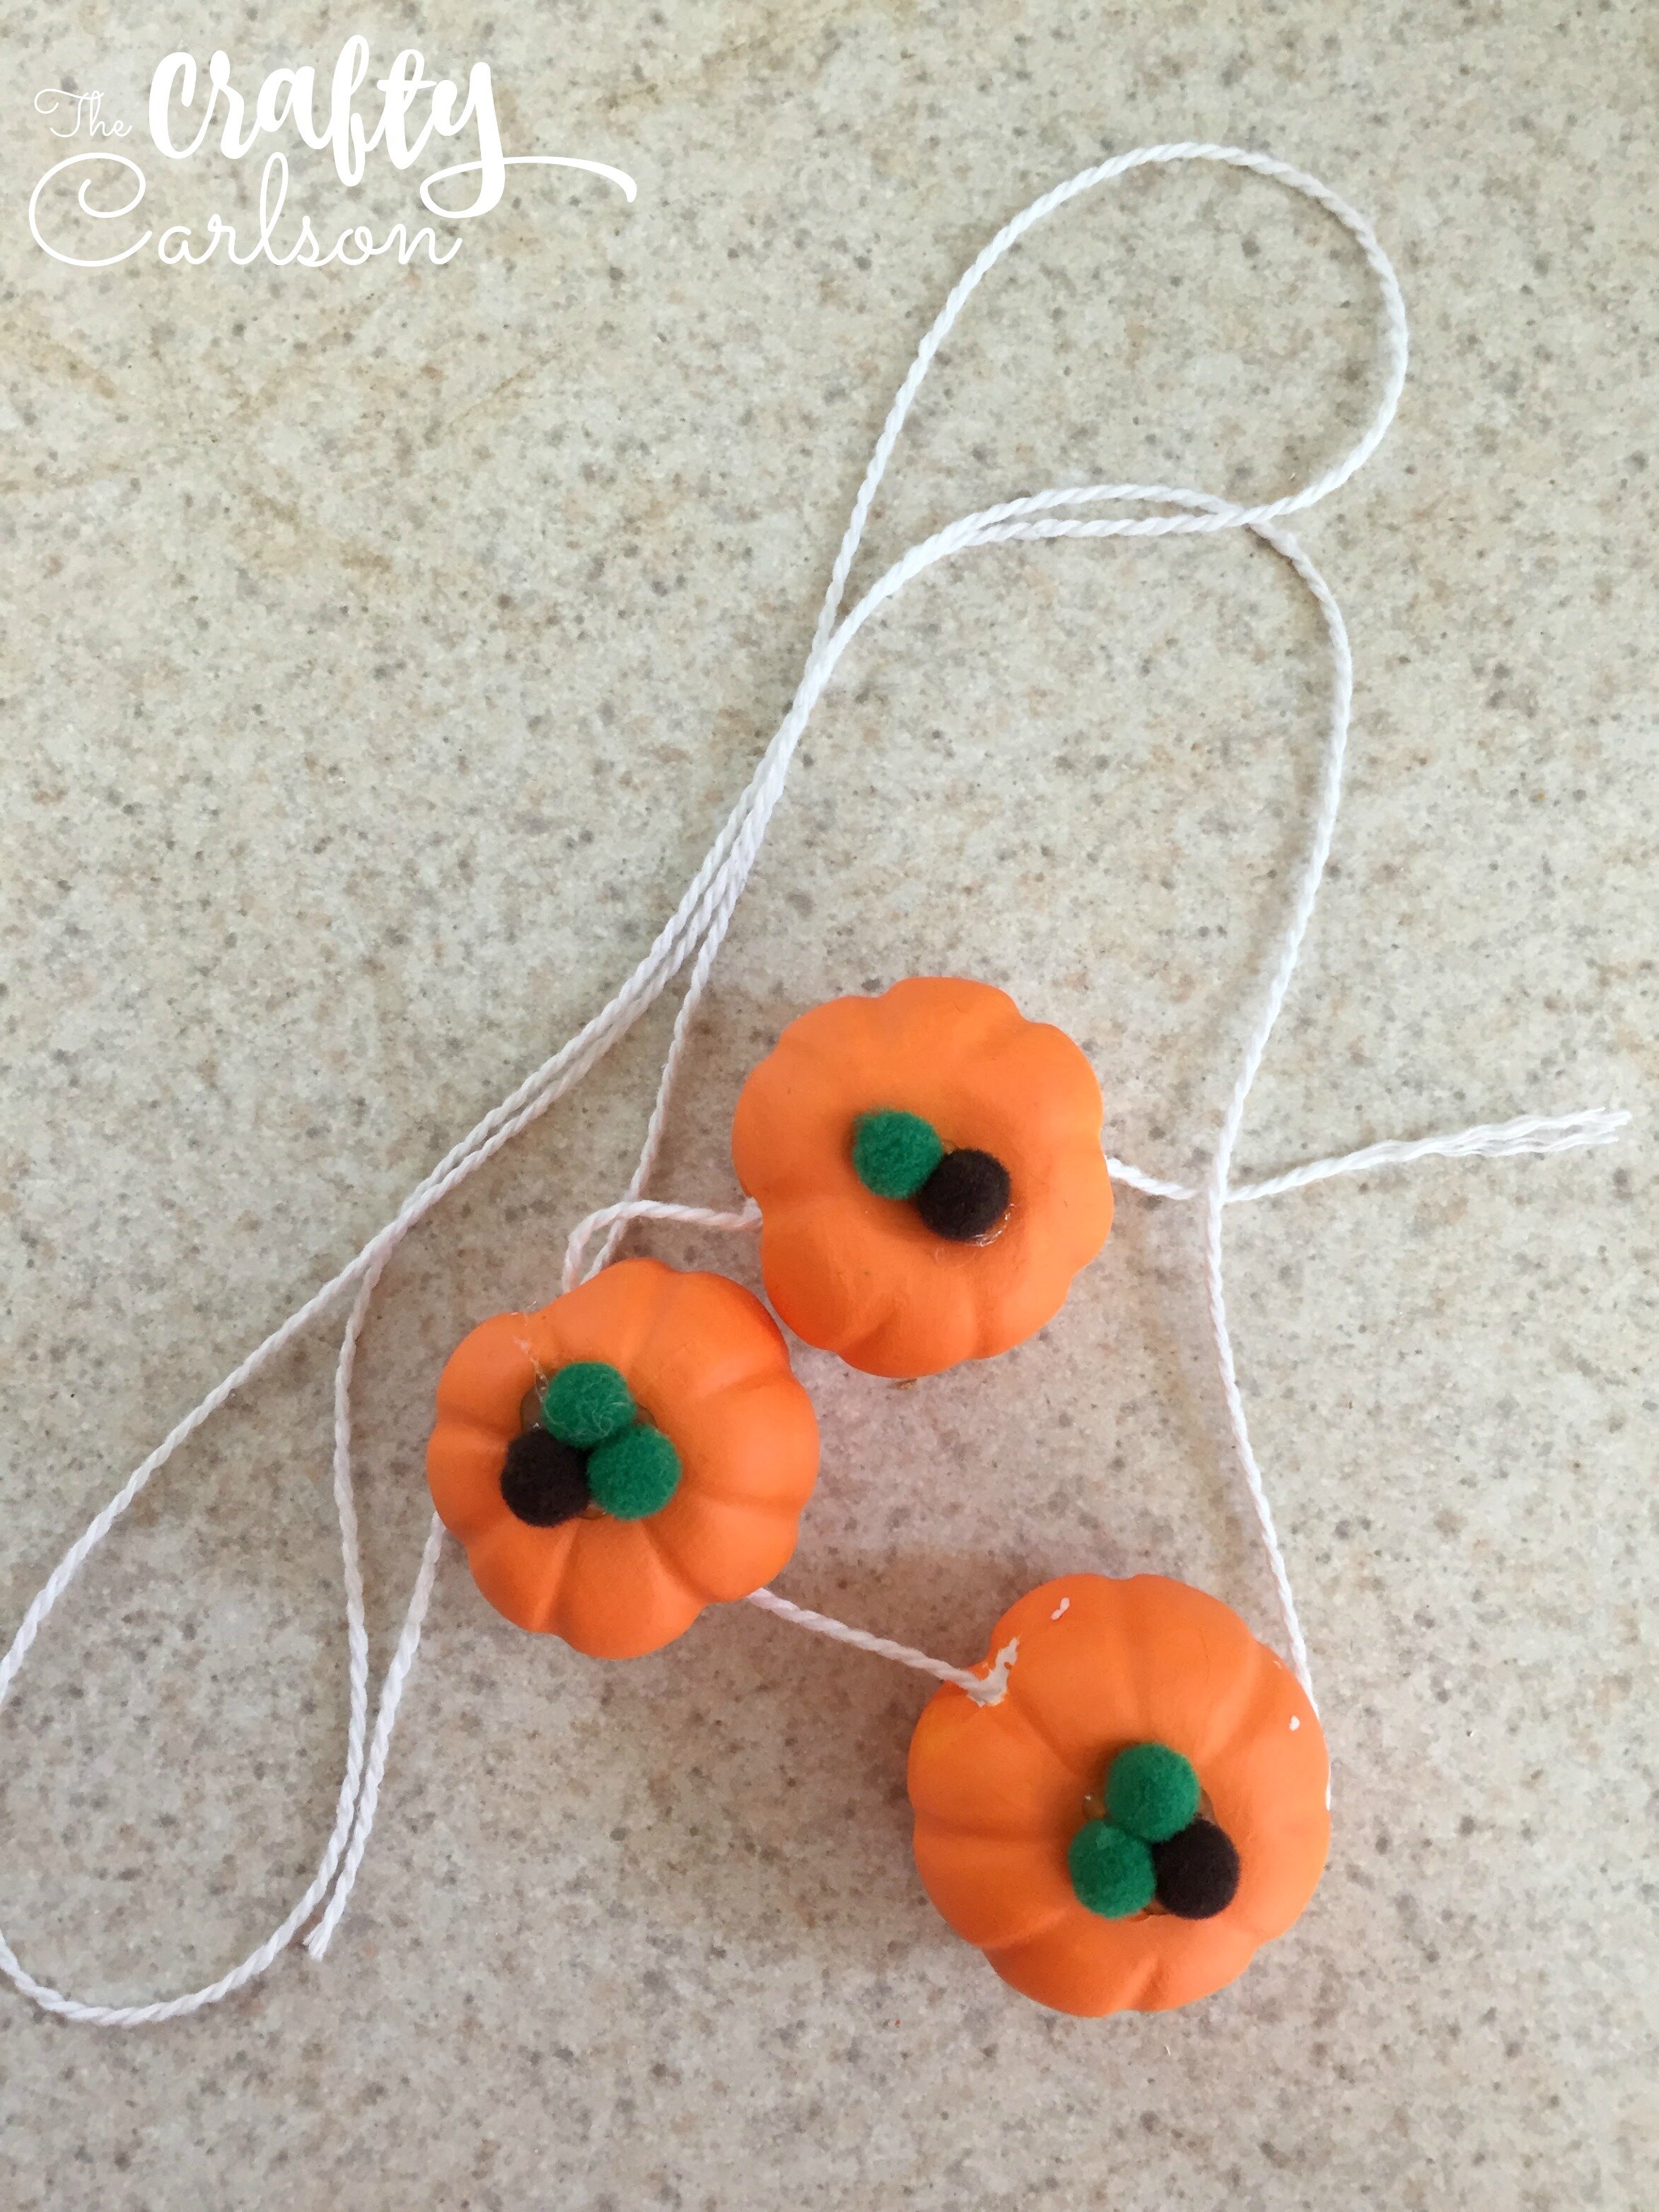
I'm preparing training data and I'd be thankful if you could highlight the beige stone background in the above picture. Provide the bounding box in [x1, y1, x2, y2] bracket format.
[1, 2, 1655, 2206]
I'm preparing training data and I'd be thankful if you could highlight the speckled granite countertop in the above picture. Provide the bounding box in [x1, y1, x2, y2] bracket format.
[1, 4, 1653, 2207]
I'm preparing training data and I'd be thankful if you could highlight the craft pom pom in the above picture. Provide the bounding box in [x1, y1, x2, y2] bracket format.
[731, 977, 1114, 1378]
[426, 1257, 820, 1658]
[907, 1573, 1329, 2015]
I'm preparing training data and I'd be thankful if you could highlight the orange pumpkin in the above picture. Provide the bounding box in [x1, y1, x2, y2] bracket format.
[426, 1257, 820, 1659]
[907, 1573, 1329, 2015]
[730, 977, 1113, 1378]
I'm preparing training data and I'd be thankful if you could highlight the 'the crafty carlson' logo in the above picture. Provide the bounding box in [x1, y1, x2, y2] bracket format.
[29, 39, 636, 270]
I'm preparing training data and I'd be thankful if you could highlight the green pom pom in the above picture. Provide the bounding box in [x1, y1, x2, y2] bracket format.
[1105, 1741, 1201, 1843]
[587, 1424, 681, 1520]
[542, 1361, 635, 1449]
[1068, 1820, 1156, 1919]
[852, 1109, 944, 1200]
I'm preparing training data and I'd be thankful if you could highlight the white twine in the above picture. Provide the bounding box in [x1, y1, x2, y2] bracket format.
[0, 145, 1626, 2025]
[561, 1197, 762, 1295]
[745, 1589, 1020, 1706]
[1108, 1106, 1630, 1205]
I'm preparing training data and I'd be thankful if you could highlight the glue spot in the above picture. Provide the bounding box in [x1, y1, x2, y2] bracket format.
[1050, 1597, 1071, 1619]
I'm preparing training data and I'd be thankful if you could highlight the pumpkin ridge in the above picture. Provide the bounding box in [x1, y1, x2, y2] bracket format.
[1207, 1636, 1300, 1771]
[1143, 1919, 1262, 2012]
[637, 1511, 724, 1610]
[583, 1255, 682, 1380]
[1115, 1942, 1177, 2013]
[773, 1032, 889, 1102]
[964, 1276, 1047, 1367]
[769, 991, 892, 1064]
[931, 1877, 1077, 1957]
[467, 1513, 578, 1635]
[909, 1798, 1070, 1844]
[999, 1678, 1100, 1789]
[832, 1255, 988, 1379]
[680, 1489, 802, 1532]
[974, 1919, 1135, 2014]
[981, 1909, 1129, 1977]
[433, 1413, 516, 1465]
[547, 1517, 703, 1658]
[434, 1317, 540, 1424]
[974, 1023, 1104, 1128]
[649, 1493, 803, 1600]
[1223, 1808, 1330, 1946]
[427, 1424, 521, 1547]
[532, 1517, 583, 1631]
[879, 976, 1026, 1059]
[738, 1148, 851, 1214]
[675, 1355, 801, 1413]
[678, 1460, 813, 1510]
[912, 1818, 1078, 1951]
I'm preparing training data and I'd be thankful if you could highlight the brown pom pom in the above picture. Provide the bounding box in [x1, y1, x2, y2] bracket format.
[500, 1428, 590, 1527]
[1151, 1820, 1241, 1920]
[916, 1148, 1011, 1240]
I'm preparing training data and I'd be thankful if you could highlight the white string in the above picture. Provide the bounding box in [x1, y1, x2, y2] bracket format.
[745, 1588, 1020, 1705]
[1107, 1105, 1631, 1205]
[562, 1197, 761, 1294]
[0, 144, 1624, 2023]
[303, 1512, 446, 1961]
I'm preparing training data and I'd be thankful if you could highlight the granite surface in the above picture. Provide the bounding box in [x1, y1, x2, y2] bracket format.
[1, 3, 1655, 2206]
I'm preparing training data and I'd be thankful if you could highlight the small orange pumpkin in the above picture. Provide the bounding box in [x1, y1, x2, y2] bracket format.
[426, 1257, 820, 1659]
[730, 977, 1114, 1378]
[907, 1573, 1329, 2015]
